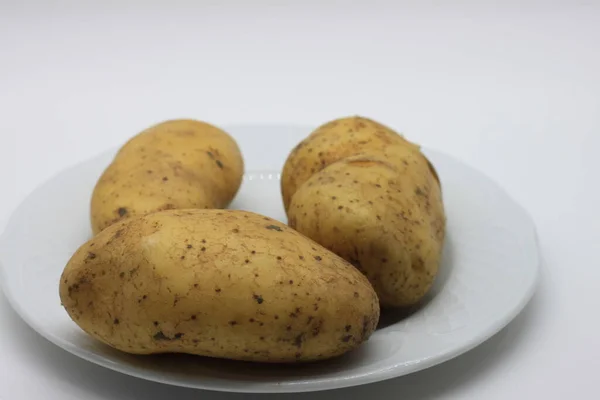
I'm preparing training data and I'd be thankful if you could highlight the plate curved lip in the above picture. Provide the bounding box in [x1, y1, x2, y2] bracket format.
[0, 124, 540, 393]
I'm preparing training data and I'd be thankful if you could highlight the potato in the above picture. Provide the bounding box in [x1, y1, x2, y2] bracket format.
[282, 116, 445, 308]
[90, 119, 244, 235]
[59, 209, 380, 363]
[281, 116, 418, 211]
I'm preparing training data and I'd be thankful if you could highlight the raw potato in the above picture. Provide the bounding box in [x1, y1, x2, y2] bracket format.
[281, 116, 416, 210]
[282, 116, 446, 308]
[90, 119, 244, 235]
[59, 209, 380, 363]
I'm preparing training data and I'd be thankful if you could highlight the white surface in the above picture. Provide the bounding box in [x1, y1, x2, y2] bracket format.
[0, 1, 598, 399]
[0, 127, 539, 392]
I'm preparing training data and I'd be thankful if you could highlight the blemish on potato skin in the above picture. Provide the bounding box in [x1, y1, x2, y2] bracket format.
[266, 225, 283, 232]
[113, 318, 120, 325]
[341, 335, 353, 343]
[253, 294, 264, 304]
[294, 333, 305, 348]
[228, 321, 238, 326]
[117, 207, 128, 217]
[153, 331, 176, 341]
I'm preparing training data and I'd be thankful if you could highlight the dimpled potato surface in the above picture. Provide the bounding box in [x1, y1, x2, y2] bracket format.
[90, 119, 244, 235]
[59, 209, 380, 362]
[282, 116, 446, 308]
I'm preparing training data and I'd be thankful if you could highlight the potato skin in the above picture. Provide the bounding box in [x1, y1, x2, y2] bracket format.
[90, 119, 244, 235]
[59, 209, 379, 362]
[281, 116, 418, 211]
[282, 116, 445, 308]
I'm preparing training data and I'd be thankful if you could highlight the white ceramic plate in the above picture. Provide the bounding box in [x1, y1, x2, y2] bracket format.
[0, 125, 539, 393]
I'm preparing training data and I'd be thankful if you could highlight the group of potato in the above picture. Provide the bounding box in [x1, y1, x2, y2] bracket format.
[59, 116, 446, 363]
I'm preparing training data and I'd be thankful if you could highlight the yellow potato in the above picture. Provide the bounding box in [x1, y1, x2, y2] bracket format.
[282, 116, 446, 308]
[90, 119, 244, 235]
[281, 116, 418, 211]
[59, 209, 380, 362]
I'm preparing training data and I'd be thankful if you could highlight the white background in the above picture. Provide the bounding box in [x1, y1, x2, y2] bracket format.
[0, 1, 599, 399]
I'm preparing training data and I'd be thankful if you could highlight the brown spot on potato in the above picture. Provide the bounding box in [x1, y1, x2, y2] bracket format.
[294, 333, 305, 348]
[412, 257, 425, 271]
[153, 331, 170, 340]
[216, 160, 224, 169]
[361, 316, 370, 339]
[253, 294, 264, 304]
[86, 252, 96, 261]
[117, 207, 128, 217]
[341, 335, 353, 343]
[266, 225, 283, 231]
[113, 318, 119, 325]
[162, 176, 168, 181]
[314, 255, 322, 261]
